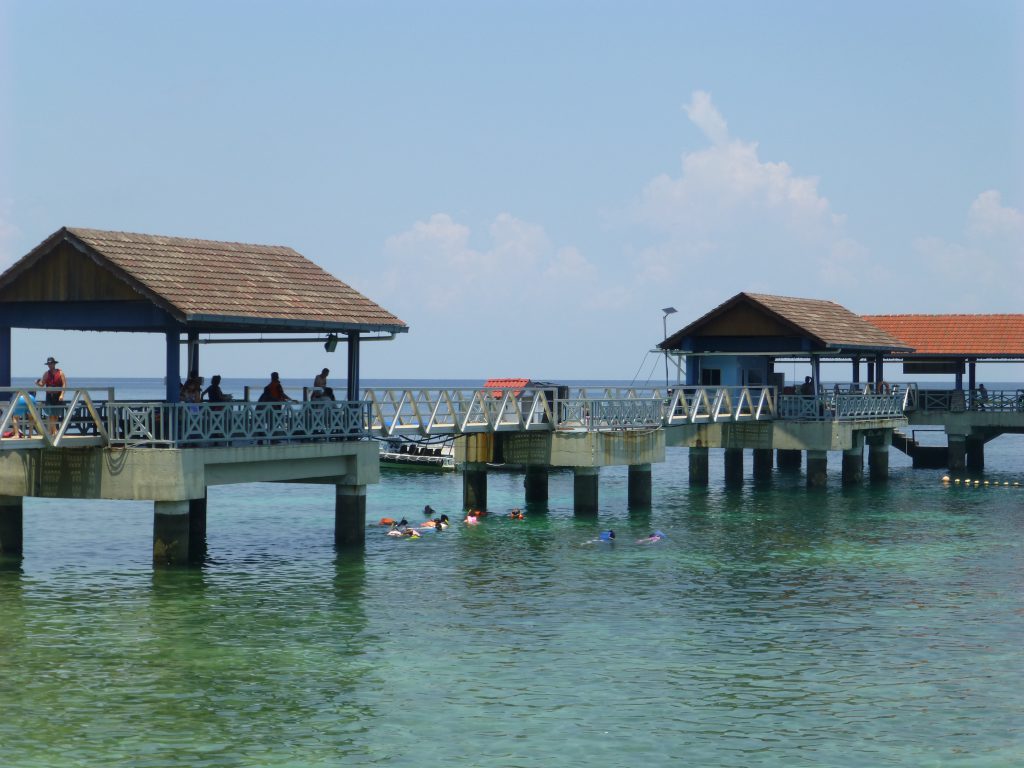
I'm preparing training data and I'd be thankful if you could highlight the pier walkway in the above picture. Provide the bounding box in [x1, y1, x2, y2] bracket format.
[2, 230, 1021, 567]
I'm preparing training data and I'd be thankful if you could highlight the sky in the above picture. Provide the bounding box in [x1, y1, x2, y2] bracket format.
[1, 1, 1022, 383]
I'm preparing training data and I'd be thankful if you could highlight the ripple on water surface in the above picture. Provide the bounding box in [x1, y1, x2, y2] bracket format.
[1, 448, 1023, 766]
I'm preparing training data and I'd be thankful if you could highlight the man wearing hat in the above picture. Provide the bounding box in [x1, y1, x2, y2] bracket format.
[36, 356, 67, 435]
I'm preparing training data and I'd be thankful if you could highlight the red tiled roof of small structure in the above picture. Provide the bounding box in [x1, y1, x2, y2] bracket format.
[484, 378, 532, 398]
[3, 227, 407, 332]
[863, 314, 1024, 358]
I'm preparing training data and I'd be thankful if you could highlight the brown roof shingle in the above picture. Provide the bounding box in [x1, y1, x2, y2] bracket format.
[13, 227, 407, 332]
[663, 292, 911, 352]
[744, 293, 908, 350]
[863, 314, 1024, 358]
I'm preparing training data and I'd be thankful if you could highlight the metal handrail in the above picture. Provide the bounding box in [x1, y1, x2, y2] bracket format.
[106, 400, 367, 447]
[0, 387, 112, 447]
[362, 385, 778, 435]
[906, 387, 1024, 413]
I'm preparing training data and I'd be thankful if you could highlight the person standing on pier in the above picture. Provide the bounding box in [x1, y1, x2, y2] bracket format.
[311, 368, 335, 400]
[259, 372, 294, 403]
[35, 356, 66, 435]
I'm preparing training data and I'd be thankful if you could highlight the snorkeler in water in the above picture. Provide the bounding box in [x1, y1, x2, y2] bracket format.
[584, 529, 615, 544]
[637, 530, 667, 544]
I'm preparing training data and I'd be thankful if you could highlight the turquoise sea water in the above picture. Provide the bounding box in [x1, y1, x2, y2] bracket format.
[1, 380, 1022, 766]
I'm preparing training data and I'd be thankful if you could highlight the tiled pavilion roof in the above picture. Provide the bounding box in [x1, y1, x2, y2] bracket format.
[863, 314, 1024, 359]
[0, 227, 408, 333]
[663, 292, 911, 353]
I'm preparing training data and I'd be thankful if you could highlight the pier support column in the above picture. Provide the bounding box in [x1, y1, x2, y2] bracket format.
[868, 437, 889, 483]
[689, 447, 709, 486]
[947, 435, 966, 472]
[335, 484, 366, 548]
[806, 450, 828, 488]
[777, 449, 802, 471]
[524, 465, 549, 504]
[463, 463, 488, 511]
[752, 449, 773, 484]
[0, 495, 23, 556]
[573, 467, 599, 515]
[724, 448, 744, 487]
[842, 437, 864, 486]
[154, 500, 190, 565]
[966, 437, 985, 471]
[627, 463, 652, 508]
[188, 494, 207, 563]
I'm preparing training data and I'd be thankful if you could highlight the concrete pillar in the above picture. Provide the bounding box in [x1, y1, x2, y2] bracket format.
[948, 435, 966, 472]
[154, 500, 190, 565]
[868, 439, 889, 483]
[806, 450, 828, 488]
[966, 437, 985, 471]
[689, 447, 709, 486]
[724, 448, 744, 487]
[335, 484, 366, 548]
[463, 463, 488, 511]
[188, 494, 207, 563]
[573, 466, 599, 515]
[0, 495, 23, 556]
[627, 463, 652, 508]
[777, 449, 802, 470]
[752, 448, 773, 483]
[842, 443, 864, 486]
[524, 465, 549, 503]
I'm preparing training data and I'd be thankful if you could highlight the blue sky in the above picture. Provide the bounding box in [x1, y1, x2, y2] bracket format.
[1, 1, 1021, 382]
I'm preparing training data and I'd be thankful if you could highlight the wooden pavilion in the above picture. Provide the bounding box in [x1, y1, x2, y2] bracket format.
[0, 227, 408, 400]
[660, 292, 911, 392]
[0, 227, 408, 564]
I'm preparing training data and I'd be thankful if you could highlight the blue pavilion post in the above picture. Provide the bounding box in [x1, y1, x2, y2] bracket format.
[165, 331, 180, 402]
[346, 331, 360, 402]
[0, 326, 10, 387]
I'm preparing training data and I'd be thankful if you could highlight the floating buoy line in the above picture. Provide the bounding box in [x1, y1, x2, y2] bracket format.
[942, 476, 1022, 488]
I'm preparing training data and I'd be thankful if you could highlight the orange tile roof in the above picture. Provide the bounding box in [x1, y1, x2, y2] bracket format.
[863, 314, 1024, 358]
[483, 378, 532, 398]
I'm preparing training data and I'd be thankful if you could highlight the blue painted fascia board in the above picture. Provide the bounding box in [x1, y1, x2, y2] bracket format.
[185, 313, 409, 334]
[0, 301, 180, 331]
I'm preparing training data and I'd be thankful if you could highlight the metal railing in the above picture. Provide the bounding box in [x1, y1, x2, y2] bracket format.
[361, 385, 778, 436]
[661, 386, 776, 424]
[1, 389, 366, 448]
[0, 387, 111, 447]
[106, 400, 367, 447]
[778, 385, 909, 421]
[4, 380, 933, 449]
[909, 388, 1024, 413]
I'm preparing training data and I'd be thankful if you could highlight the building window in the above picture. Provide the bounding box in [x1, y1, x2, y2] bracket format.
[700, 368, 721, 386]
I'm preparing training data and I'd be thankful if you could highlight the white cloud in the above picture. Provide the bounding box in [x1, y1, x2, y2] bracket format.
[967, 190, 1024, 238]
[631, 90, 859, 300]
[912, 191, 1024, 311]
[374, 212, 599, 314]
[684, 90, 729, 146]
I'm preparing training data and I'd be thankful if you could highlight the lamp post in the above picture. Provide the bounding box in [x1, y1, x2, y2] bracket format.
[662, 306, 677, 388]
